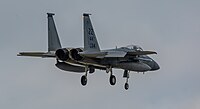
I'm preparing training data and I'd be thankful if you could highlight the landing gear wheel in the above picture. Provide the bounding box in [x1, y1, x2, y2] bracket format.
[109, 75, 116, 85]
[81, 75, 87, 86]
[124, 83, 129, 90]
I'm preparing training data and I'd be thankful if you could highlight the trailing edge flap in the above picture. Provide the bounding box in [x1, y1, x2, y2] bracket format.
[127, 51, 157, 55]
[17, 52, 55, 58]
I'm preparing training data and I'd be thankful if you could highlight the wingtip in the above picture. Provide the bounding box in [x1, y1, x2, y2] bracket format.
[83, 13, 92, 16]
[17, 53, 22, 56]
[149, 51, 157, 55]
[47, 13, 55, 17]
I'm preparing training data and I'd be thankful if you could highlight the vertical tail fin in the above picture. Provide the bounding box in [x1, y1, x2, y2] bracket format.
[83, 13, 100, 52]
[47, 13, 62, 52]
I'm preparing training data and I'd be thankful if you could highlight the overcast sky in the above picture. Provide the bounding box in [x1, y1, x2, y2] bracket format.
[1, 0, 200, 109]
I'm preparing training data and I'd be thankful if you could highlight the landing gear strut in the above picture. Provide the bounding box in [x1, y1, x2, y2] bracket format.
[81, 66, 88, 86]
[110, 75, 116, 85]
[81, 75, 87, 86]
[123, 70, 129, 90]
[124, 82, 129, 90]
[106, 67, 116, 85]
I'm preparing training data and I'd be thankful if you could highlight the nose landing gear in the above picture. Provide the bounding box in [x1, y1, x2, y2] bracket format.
[124, 82, 129, 90]
[123, 70, 130, 90]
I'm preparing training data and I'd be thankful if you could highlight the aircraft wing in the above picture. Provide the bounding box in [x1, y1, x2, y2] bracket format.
[17, 52, 55, 58]
[104, 51, 157, 57]
[102, 51, 126, 58]
[80, 50, 156, 58]
[127, 51, 157, 55]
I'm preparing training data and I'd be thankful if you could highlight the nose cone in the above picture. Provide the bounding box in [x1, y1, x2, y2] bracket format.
[151, 62, 160, 71]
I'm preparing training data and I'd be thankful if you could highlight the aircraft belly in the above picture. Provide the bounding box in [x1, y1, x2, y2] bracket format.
[65, 57, 151, 72]
[65, 58, 107, 70]
[80, 58, 107, 69]
[55, 62, 85, 73]
[113, 62, 151, 72]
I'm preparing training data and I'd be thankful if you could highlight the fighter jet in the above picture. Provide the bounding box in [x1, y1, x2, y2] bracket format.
[18, 13, 160, 90]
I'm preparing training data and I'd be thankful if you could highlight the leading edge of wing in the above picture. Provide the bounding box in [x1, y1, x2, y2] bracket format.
[127, 51, 157, 55]
[80, 50, 157, 58]
[17, 52, 55, 58]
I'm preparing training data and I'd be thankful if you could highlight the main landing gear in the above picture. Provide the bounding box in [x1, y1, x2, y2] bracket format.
[106, 67, 116, 85]
[81, 66, 131, 90]
[81, 75, 87, 86]
[81, 68, 88, 86]
[81, 66, 117, 86]
[81, 66, 95, 86]
[81, 66, 88, 86]
[123, 70, 130, 90]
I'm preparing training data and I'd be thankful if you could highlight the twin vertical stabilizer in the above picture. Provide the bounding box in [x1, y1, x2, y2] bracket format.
[17, 13, 62, 57]
[48, 13, 100, 53]
[47, 13, 62, 52]
[83, 13, 100, 52]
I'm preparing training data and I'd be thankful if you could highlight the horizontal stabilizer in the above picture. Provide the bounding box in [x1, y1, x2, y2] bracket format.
[17, 52, 55, 58]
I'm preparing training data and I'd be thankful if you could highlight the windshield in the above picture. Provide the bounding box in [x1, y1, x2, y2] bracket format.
[126, 45, 143, 51]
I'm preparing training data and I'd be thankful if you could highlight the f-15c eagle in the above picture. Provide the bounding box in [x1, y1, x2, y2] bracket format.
[18, 13, 160, 90]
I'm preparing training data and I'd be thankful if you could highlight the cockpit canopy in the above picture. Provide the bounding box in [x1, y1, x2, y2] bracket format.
[126, 45, 143, 51]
